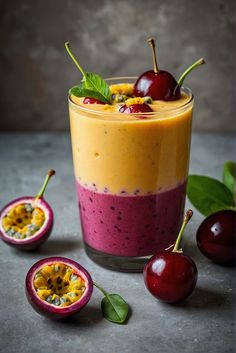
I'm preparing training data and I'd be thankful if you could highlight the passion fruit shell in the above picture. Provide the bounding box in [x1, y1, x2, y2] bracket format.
[25, 257, 93, 319]
[0, 170, 55, 250]
[0, 197, 53, 250]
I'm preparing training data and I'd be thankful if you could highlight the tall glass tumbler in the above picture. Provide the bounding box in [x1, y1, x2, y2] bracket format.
[68, 78, 194, 271]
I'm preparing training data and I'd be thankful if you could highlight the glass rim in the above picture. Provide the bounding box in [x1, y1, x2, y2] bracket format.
[68, 76, 194, 120]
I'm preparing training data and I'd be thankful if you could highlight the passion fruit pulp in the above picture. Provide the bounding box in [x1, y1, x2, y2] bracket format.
[25, 257, 93, 319]
[0, 170, 55, 250]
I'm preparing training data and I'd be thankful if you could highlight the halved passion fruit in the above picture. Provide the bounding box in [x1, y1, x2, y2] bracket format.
[0, 170, 55, 250]
[25, 257, 93, 319]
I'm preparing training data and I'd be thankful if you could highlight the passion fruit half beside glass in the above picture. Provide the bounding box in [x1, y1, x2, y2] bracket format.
[0, 170, 55, 250]
[25, 257, 93, 320]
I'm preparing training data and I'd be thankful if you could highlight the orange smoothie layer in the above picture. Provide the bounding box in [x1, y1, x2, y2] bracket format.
[69, 88, 193, 195]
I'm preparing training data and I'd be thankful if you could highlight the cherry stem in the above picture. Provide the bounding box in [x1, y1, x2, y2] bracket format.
[65, 42, 86, 77]
[147, 38, 158, 73]
[35, 169, 56, 199]
[93, 281, 108, 297]
[172, 209, 193, 252]
[177, 58, 205, 88]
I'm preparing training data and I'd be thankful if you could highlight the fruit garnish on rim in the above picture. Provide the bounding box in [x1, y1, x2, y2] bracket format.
[26, 256, 129, 323]
[65, 42, 112, 105]
[143, 210, 198, 303]
[0, 169, 55, 250]
[134, 38, 205, 101]
[119, 97, 153, 115]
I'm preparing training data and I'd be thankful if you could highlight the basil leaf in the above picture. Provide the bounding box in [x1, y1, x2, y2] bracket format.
[223, 161, 236, 198]
[187, 175, 235, 216]
[101, 294, 129, 324]
[83, 72, 112, 104]
[69, 85, 110, 104]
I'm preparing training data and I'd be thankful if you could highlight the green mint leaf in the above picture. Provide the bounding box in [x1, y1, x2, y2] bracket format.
[83, 72, 112, 104]
[187, 175, 235, 216]
[223, 161, 236, 198]
[65, 42, 112, 104]
[69, 85, 110, 104]
[101, 294, 129, 324]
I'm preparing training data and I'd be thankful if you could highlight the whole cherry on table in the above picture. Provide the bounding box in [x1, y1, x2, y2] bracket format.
[143, 209, 198, 304]
[197, 209, 236, 265]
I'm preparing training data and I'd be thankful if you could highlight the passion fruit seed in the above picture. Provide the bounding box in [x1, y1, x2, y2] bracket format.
[143, 96, 153, 103]
[111, 94, 127, 103]
[33, 263, 86, 307]
[25, 203, 34, 213]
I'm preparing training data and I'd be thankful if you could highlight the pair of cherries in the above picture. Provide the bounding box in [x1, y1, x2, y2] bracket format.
[144, 209, 235, 304]
[84, 38, 205, 113]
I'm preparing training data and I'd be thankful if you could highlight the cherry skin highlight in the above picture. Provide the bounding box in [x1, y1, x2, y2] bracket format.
[83, 97, 105, 104]
[143, 209, 198, 303]
[119, 103, 153, 114]
[196, 210, 236, 265]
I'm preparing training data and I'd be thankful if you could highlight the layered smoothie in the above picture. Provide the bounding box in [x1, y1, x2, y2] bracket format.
[69, 81, 193, 258]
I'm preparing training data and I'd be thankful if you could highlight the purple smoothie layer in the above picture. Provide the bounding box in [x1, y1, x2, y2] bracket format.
[76, 181, 186, 257]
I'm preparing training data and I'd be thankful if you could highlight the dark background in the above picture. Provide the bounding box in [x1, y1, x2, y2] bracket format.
[0, 0, 235, 132]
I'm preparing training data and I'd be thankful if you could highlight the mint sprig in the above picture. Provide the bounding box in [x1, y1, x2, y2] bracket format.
[187, 161, 236, 216]
[93, 281, 129, 324]
[65, 42, 112, 104]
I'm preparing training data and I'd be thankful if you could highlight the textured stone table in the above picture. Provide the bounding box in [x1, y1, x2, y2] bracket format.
[0, 133, 235, 353]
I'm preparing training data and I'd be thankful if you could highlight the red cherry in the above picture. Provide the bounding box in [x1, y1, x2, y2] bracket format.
[119, 103, 153, 114]
[196, 210, 236, 265]
[134, 70, 180, 101]
[144, 251, 197, 303]
[143, 210, 197, 303]
[133, 38, 179, 101]
[83, 97, 105, 104]
[134, 38, 205, 101]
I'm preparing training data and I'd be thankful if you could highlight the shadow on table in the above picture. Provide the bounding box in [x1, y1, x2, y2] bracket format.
[11, 237, 81, 258]
[58, 303, 132, 327]
[59, 305, 103, 326]
[170, 287, 228, 310]
[37, 238, 81, 255]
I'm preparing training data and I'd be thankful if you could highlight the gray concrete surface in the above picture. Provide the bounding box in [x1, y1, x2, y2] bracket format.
[0, 132, 235, 353]
[0, 0, 236, 132]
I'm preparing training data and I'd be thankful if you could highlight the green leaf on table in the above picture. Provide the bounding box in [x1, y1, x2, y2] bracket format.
[101, 293, 129, 324]
[187, 175, 235, 216]
[69, 85, 111, 104]
[223, 161, 236, 197]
